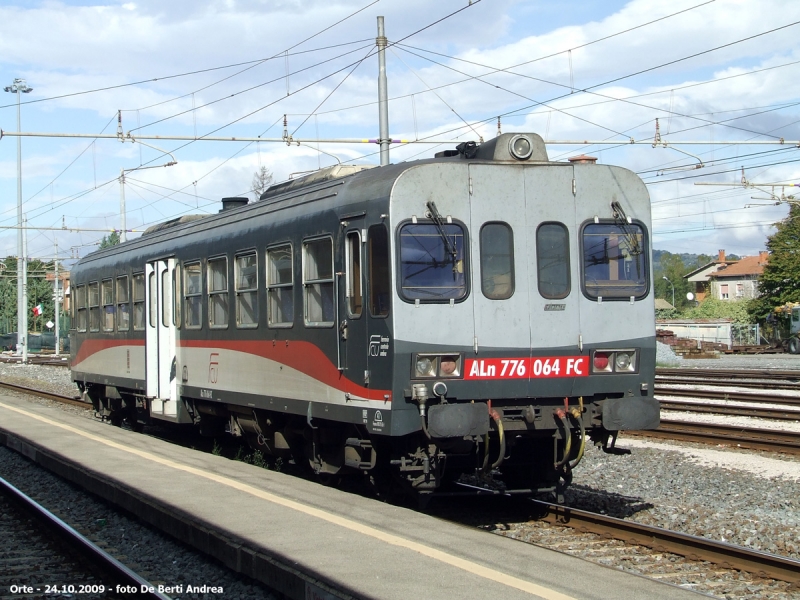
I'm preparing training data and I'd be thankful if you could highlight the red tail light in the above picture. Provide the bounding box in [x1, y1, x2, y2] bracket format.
[593, 352, 609, 370]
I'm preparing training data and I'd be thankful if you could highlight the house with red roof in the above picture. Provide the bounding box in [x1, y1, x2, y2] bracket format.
[708, 251, 768, 301]
[682, 250, 738, 302]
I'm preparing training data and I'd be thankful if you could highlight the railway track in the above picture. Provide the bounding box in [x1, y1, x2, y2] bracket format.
[632, 418, 800, 455]
[0, 355, 70, 367]
[656, 367, 800, 382]
[0, 475, 169, 600]
[658, 399, 800, 420]
[0, 380, 86, 407]
[657, 376, 800, 392]
[531, 498, 800, 585]
[655, 387, 800, 406]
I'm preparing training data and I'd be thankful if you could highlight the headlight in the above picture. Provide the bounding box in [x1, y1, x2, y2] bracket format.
[438, 355, 461, 377]
[413, 353, 463, 378]
[615, 352, 632, 371]
[509, 135, 533, 160]
[416, 357, 436, 378]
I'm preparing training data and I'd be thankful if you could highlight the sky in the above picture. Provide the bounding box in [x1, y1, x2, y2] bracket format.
[1, 0, 799, 269]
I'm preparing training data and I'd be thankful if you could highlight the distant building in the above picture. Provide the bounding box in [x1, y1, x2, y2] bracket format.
[45, 270, 70, 313]
[683, 249, 737, 302]
[708, 251, 768, 301]
[654, 298, 675, 310]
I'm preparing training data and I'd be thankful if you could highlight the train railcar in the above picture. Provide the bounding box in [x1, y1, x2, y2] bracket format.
[70, 132, 659, 501]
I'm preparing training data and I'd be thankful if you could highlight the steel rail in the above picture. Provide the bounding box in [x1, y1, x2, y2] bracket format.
[0, 380, 86, 407]
[0, 475, 172, 600]
[632, 419, 800, 455]
[659, 400, 800, 421]
[656, 367, 800, 381]
[530, 499, 800, 584]
[656, 377, 800, 391]
[655, 387, 800, 406]
[0, 355, 71, 367]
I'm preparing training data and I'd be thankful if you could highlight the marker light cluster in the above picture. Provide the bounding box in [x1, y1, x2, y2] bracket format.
[413, 353, 463, 379]
[591, 349, 638, 374]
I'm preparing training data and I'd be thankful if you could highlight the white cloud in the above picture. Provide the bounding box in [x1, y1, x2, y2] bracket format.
[1, 0, 799, 260]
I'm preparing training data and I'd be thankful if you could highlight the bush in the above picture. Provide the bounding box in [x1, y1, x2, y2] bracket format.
[680, 298, 752, 324]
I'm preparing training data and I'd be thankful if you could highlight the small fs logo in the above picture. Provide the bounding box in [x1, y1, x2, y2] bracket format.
[208, 353, 220, 384]
[369, 335, 381, 357]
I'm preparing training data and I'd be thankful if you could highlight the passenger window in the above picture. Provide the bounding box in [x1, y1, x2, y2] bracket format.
[173, 263, 181, 328]
[235, 252, 258, 328]
[101, 279, 114, 331]
[148, 272, 156, 328]
[398, 222, 466, 302]
[582, 222, 647, 299]
[88, 282, 100, 332]
[267, 245, 294, 327]
[75, 285, 87, 332]
[346, 231, 362, 317]
[161, 269, 171, 327]
[184, 262, 202, 329]
[208, 257, 229, 328]
[369, 225, 391, 316]
[303, 238, 334, 327]
[537, 223, 570, 299]
[480, 223, 514, 300]
[132, 273, 145, 330]
[116, 276, 130, 331]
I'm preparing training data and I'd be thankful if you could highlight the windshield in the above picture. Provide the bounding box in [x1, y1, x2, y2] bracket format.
[582, 222, 647, 299]
[399, 222, 466, 301]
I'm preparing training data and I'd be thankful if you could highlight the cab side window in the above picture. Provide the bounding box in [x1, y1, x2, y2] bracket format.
[537, 223, 570, 299]
[369, 225, 391, 316]
[480, 222, 514, 300]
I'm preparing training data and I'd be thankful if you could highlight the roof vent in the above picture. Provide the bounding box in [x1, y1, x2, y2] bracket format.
[568, 154, 598, 164]
[220, 197, 249, 212]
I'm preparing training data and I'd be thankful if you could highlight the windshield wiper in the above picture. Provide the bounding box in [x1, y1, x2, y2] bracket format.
[425, 201, 458, 268]
[610, 201, 643, 278]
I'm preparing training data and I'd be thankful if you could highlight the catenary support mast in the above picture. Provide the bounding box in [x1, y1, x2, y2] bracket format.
[377, 17, 389, 167]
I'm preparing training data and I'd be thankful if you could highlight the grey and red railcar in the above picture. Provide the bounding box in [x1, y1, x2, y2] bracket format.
[70, 133, 659, 499]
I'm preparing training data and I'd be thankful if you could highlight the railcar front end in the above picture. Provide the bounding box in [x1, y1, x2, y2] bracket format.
[382, 134, 658, 498]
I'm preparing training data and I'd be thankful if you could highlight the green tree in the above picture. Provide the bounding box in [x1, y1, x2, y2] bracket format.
[748, 204, 800, 321]
[99, 231, 121, 248]
[251, 165, 274, 200]
[0, 257, 17, 333]
[653, 251, 692, 310]
[0, 257, 57, 334]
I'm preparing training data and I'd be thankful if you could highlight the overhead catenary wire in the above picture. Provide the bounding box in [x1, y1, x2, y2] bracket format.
[338, 20, 800, 165]
[0, 0, 382, 111]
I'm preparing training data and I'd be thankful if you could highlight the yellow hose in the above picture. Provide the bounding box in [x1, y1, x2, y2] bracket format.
[553, 411, 572, 470]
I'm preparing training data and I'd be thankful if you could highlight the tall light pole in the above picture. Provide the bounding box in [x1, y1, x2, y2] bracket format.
[4, 78, 33, 362]
[662, 276, 675, 308]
